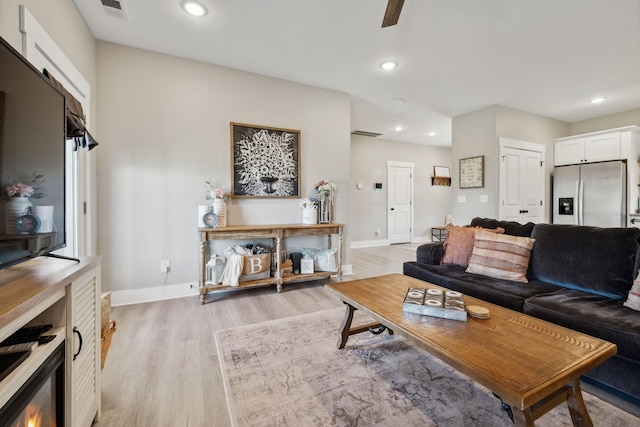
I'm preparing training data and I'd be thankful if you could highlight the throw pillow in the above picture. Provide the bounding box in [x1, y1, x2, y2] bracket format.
[300, 248, 338, 272]
[624, 274, 640, 312]
[441, 224, 505, 267]
[466, 230, 535, 283]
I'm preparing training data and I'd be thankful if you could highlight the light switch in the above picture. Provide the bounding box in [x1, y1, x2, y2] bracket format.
[457, 196, 466, 203]
[480, 195, 488, 203]
[356, 183, 363, 189]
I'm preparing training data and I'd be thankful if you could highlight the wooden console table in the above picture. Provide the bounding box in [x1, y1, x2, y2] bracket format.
[198, 223, 344, 304]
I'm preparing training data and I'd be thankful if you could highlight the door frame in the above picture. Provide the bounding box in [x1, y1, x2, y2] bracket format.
[387, 160, 414, 243]
[498, 137, 546, 223]
[20, 6, 96, 257]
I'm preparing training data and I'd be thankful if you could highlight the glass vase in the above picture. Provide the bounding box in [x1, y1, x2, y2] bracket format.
[319, 198, 333, 224]
[5, 197, 33, 234]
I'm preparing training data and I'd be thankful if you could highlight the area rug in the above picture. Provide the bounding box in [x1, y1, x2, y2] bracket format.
[215, 308, 638, 427]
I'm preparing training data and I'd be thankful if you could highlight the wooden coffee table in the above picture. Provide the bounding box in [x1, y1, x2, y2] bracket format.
[325, 274, 617, 427]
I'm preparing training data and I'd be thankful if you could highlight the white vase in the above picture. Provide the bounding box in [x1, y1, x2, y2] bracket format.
[212, 199, 227, 227]
[302, 207, 317, 225]
[6, 197, 33, 234]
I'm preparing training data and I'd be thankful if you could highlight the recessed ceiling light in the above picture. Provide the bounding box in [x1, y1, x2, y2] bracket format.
[380, 61, 398, 71]
[392, 97, 407, 104]
[182, 1, 207, 17]
[394, 125, 403, 131]
[589, 97, 606, 104]
[428, 132, 436, 137]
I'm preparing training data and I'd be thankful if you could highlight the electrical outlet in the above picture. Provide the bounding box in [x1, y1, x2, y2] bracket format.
[160, 259, 170, 273]
[375, 228, 380, 236]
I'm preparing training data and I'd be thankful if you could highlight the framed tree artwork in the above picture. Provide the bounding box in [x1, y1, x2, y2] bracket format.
[230, 122, 301, 198]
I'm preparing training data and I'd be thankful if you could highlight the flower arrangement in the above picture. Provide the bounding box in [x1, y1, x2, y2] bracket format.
[315, 179, 336, 201]
[204, 179, 227, 200]
[6, 172, 45, 198]
[300, 198, 317, 209]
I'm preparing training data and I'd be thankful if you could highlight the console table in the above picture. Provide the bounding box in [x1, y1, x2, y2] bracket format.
[198, 223, 344, 304]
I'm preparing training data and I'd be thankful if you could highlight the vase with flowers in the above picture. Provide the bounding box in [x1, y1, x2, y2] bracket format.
[315, 179, 336, 224]
[204, 179, 228, 227]
[5, 172, 45, 234]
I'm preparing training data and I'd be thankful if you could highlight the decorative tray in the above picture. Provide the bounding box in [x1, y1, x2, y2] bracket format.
[402, 287, 467, 322]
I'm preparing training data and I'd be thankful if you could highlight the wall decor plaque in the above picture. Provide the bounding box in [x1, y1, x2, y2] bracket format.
[230, 123, 300, 198]
[459, 156, 484, 189]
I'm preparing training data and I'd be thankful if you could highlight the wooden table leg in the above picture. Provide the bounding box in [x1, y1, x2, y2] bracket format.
[566, 381, 593, 427]
[512, 407, 535, 427]
[337, 303, 356, 349]
[336, 302, 392, 349]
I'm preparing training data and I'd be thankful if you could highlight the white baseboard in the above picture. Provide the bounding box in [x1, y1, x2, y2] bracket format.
[351, 239, 390, 248]
[342, 264, 353, 275]
[351, 237, 430, 248]
[110, 265, 355, 306]
[111, 282, 199, 307]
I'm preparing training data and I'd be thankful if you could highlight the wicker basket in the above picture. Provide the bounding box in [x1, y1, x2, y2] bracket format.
[101, 320, 117, 370]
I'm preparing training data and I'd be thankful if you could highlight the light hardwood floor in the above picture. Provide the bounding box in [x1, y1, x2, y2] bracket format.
[96, 244, 419, 427]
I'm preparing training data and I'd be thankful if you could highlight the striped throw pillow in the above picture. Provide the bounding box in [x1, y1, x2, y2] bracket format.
[466, 230, 535, 283]
[624, 275, 640, 312]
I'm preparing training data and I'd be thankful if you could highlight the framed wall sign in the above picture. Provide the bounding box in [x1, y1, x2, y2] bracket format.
[230, 122, 300, 198]
[459, 156, 484, 189]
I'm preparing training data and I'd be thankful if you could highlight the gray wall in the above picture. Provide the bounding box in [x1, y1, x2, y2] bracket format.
[350, 135, 452, 243]
[569, 108, 640, 135]
[96, 42, 351, 293]
[451, 105, 569, 225]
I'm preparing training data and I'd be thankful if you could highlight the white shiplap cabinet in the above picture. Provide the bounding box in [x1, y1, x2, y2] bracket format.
[66, 266, 101, 427]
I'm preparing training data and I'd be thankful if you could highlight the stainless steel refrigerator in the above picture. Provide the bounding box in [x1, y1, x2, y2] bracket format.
[552, 160, 627, 227]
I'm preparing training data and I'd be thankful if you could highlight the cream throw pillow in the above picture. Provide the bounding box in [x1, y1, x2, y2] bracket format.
[466, 230, 535, 283]
[624, 274, 640, 312]
[441, 224, 504, 267]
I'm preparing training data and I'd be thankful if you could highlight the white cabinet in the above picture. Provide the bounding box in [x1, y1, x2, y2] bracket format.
[0, 258, 101, 427]
[66, 267, 101, 427]
[554, 131, 621, 166]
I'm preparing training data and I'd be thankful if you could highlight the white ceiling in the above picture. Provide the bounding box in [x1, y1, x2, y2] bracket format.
[73, 0, 640, 147]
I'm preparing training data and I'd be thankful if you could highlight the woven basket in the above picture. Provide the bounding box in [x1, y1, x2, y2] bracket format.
[101, 320, 117, 370]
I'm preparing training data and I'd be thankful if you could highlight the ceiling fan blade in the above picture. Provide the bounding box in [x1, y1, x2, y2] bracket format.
[382, 0, 405, 28]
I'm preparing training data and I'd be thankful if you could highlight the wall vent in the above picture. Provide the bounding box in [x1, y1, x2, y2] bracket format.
[351, 130, 383, 138]
[101, 0, 128, 19]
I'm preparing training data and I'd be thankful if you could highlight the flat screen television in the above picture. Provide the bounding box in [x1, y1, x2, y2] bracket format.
[0, 36, 66, 268]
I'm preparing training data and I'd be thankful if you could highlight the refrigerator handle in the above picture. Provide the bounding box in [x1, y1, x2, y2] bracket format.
[578, 179, 585, 226]
[573, 180, 580, 225]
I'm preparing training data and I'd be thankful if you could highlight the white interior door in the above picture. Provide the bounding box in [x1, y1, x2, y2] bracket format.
[499, 139, 545, 224]
[387, 161, 413, 244]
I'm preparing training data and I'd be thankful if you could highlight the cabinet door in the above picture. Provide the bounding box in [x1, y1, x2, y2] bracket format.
[66, 268, 100, 427]
[584, 132, 621, 163]
[554, 138, 584, 166]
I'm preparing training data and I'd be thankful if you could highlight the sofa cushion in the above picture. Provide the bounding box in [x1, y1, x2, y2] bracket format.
[403, 262, 562, 311]
[466, 230, 535, 283]
[624, 273, 640, 312]
[529, 224, 640, 299]
[524, 288, 640, 361]
[470, 217, 535, 237]
[441, 224, 504, 267]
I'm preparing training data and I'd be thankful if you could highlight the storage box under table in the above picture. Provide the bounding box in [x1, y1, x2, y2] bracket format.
[239, 253, 271, 282]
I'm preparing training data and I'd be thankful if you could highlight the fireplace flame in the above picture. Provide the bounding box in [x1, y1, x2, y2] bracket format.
[21, 404, 43, 427]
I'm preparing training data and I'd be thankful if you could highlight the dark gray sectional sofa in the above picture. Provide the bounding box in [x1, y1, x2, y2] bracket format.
[403, 217, 640, 406]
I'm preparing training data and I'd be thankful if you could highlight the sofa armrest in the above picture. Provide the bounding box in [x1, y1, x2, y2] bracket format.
[416, 242, 444, 265]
